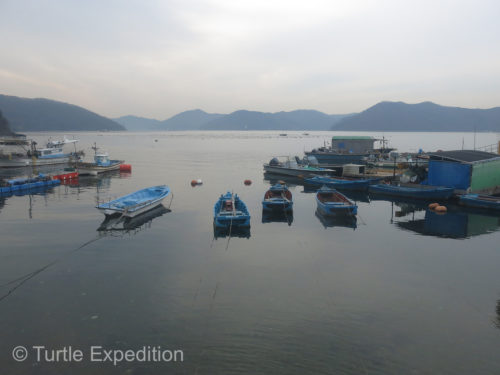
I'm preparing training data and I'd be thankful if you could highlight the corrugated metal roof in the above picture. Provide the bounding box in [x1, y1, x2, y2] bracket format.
[331, 136, 374, 140]
[428, 150, 500, 163]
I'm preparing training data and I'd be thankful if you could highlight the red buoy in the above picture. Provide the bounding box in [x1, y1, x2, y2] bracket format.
[244, 179, 252, 185]
[120, 164, 132, 172]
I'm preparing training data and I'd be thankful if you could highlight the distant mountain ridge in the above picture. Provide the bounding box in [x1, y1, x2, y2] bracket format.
[115, 109, 351, 131]
[333, 101, 500, 131]
[0, 110, 16, 136]
[0, 94, 125, 131]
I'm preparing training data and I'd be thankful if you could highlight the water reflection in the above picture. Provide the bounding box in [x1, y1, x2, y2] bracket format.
[262, 209, 294, 225]
[315, 209, 357, 229]
[263, 172, 305, 188]
[213, 225, 251, 239]
[495, 300, 500, 329]
[392, 205, 500, 239]
[97, 205, 170, 236]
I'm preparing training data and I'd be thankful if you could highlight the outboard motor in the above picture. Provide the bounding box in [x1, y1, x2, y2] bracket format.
[294, 156, 302, 165]
[269, 157, 280, 166]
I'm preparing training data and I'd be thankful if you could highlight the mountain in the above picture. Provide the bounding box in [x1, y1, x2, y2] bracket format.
[201, 109, 351, 130]
[159, 109, 224, 130]
[0, 110, 16, 136]
[116, 109, 351, 131]
[333, 101, 500, 131]
[114, 115, 162, 131]
[0, 94, 125, 131]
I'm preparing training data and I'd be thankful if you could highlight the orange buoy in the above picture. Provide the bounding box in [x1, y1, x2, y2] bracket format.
[120, 164, 132, 172]
[190, 180, 198, 186]
[435, 205, 447, 213]
[428, 202, 439, 209]
[244, 179, 252, 185]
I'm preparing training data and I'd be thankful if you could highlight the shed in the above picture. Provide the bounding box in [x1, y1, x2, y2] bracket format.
[331, 136, 376, 154]
[426, 150, 500, 194]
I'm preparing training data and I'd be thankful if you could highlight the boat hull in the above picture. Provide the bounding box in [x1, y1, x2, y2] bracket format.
[305, 151, 367, 165]
[262, 199, 293, 211]
[98, 198, 165, 217]
[77, 161, 123, 175]
[369, 184, 454, 200]
[0, 156, 73, 168]
[458, 194, 500, 211]
[263, 164, 333, 177]
[305, 176, 370, 191]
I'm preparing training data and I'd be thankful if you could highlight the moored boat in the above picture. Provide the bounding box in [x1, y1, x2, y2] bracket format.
[369, 183, 454, 200]
[214, 192, 251, 228]
[262, 183, 293, 211]
[263, 156, 335, 177]
[316, 186, 358, 216]
[0, 136, 82, 168]
[96, 185, 171, 217]
[305, 175, 371, 191]
[77, 144, 123, 175]
[458, 194, 500, 211]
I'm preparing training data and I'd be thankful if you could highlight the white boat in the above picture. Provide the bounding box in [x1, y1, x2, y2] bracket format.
[263, 156, 335, 177]
[76, 144, 123, 175]
[0, 136, 82, 168]
[97, 185, 171, 217]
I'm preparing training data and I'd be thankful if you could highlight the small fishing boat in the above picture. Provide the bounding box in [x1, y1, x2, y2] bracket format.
[369, 183, 454, 200]
[0, 136, 82, 168]
[316, 186, 358, 216]
[263, 156, 335, 177]
[76, 143, 123, 176]
[458, 194, 500, 211]
[214, 192, 251, 228]
[0, 173, 60, 193]
[96, 185, 171, 217]
[305, 175, 371, 191]
[262, 183, 293, 211]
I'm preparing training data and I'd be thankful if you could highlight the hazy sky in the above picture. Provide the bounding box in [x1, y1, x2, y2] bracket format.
[1, 0, 500, 119]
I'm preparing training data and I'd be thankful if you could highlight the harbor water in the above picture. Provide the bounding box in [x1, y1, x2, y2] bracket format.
[1, 131, 500, 374]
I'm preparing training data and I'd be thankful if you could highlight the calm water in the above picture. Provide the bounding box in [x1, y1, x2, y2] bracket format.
[1, 131, 500, 375]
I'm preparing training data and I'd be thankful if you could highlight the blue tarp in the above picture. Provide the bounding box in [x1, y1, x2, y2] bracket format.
[427, 160, 471, 189]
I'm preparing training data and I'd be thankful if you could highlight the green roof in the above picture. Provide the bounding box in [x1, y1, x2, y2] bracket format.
[331, 136, 375, 140]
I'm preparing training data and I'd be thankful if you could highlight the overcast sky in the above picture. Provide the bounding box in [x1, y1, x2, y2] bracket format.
[1, 0, 499, 119]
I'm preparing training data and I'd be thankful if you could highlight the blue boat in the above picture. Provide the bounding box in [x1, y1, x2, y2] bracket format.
[316, 186, 358, 216]
[369, 184, 454, 200]
[458, 194, 500, 211]
[262, 183, 293, 211]
[214, 192, 251, 228]
[97, 185, 171, 217]
[1, 174, 60, 193]
[305, 175, 371, 191]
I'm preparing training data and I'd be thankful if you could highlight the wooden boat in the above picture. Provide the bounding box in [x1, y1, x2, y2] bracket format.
[0, 174, 60, 193]
[369, 183, 454, 200]
[214, 192, 250, 228]
[316, 186, 357, 216]
[305, 175, 371, 191]
[262, 183, 293, 211]
[96, 185, 170, 217]
[458, 194, 500, 211]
